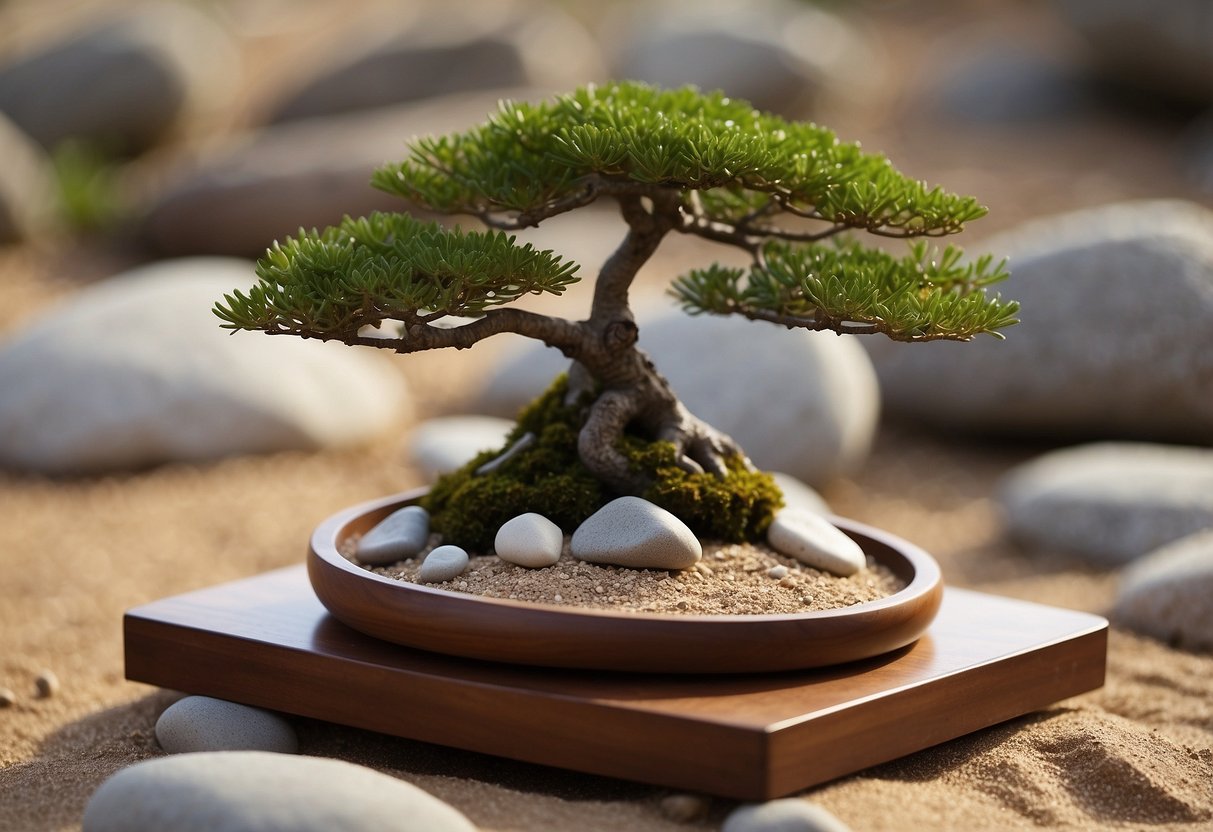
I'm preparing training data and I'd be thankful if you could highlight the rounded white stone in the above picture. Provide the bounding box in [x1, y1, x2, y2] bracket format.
[767, 565, 790, 579]
[418, 545, 469, 583]
[723, 799, 852, 832]
[155, 696, 297, 755]
[82, 751, 476, 832]
[1114, 530, 1213, 650]
[770, 472, 831, 515]
[571, 496, 701, 570]
[0, 259, 410, 474]
[356, 505, 430, 566]
[408, 415, 515, 478]
[495, 513, 563, 568]
[767, 508, 865, 577]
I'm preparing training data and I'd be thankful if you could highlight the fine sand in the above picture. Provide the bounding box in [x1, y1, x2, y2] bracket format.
[359, 538, 905, 615]
[1, 250, 1210, 830]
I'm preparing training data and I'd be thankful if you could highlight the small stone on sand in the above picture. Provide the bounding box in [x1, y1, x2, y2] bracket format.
[419, 545, 470, 583]
[34, 670, 59, 699]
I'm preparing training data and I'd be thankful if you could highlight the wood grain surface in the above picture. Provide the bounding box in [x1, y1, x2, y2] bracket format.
[125, 567, 1107, 799]
[306, 490, 945, 673]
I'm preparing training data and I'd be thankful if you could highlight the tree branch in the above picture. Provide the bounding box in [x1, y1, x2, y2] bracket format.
[270, 308, 590, 356]
[724, 304, 972, 342]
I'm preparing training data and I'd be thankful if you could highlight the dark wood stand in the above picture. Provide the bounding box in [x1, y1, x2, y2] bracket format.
[124, 566, 1107, 800]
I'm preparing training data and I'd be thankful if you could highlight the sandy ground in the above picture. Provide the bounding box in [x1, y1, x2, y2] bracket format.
[2, 1, 1212, 828]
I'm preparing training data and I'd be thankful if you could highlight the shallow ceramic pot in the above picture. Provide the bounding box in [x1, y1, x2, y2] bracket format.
[308, 489, 943, 674]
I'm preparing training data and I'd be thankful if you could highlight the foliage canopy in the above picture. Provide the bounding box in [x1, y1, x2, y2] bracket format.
[216, 81, 1016, 346]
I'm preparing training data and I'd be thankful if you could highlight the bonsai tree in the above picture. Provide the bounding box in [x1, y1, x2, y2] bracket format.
[215, 82, 1015, 547]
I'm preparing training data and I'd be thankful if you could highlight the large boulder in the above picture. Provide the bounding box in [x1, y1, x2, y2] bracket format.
[999, 443, 1213, 566]
[474, 309, 879, 487]
[1056, 0, 1213, 106]
[82, 751, 475, 832]
[606, 0, 884, 118]
[1114, 530, 1213, 650]
[0, 258, 410, 474]
[865, 201, 1213, 444]
[267, 0, 603, 124]
[0, 113, 54, 243]
[0, 2, 237, 153]
[138, 90, 539, 257]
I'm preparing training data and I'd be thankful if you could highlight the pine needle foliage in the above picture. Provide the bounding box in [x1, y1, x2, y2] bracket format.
[673, 239, 1018, 341]
[372, 81, 986, 236]
[214, 212, 578, 336]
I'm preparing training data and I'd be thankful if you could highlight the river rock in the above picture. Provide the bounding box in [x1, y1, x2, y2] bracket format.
[767, 507, 865, 577]
[139, 89, 539, 257]
[723, 799, 852, 832]
[865, 201, 1213, 443]
[0, 2, 237, 153]
[0, 113, 55, 243]
[571, 496, 702, 570]
[268, 0, 602, 123]
[356, 506, 430, 566]
[770, 472, 831, 515]
[1056, 0, 1213, 105]
[1114, 530, 1213, 650]
[606, 0, 883, 117]
[155, 696, 297, 755]
[495, 513, 563, 568]
[999, 443, 1213, 565]
[0, 258, 410, 474]
[82, 751, 476, 832]
[418, 545, 470, 583]
[408, 416, 515, 478]
[475, 309, 879, 487]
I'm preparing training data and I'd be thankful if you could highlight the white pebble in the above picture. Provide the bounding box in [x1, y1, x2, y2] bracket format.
[571, 496, 701, 570]
[35, 670, 59, 698]
[660, 793, 710, 822]
[767, 565, 790, 579]
[495, 513, 563, 568]
[767, 507, 865, 576]
[155, 696, 298, 754]
[723, 799, 852, 832]
[82, 751, 476, 832]
[0, 687, 15, 707]
[418, 545, 469, 583]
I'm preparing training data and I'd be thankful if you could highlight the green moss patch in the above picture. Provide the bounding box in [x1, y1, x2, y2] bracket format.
[421, 376, 783, 551]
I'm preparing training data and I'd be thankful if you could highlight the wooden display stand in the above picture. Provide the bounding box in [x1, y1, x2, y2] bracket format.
[124, 566, 1106, 799]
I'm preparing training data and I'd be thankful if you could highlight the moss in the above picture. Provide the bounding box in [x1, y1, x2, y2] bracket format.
[421, 374, 783, 550]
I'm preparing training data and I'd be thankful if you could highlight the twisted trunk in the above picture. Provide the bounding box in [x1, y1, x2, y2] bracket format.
[563, 193, 751, 493]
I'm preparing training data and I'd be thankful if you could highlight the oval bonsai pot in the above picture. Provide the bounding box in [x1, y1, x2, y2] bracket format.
[307, 489, 943, 674]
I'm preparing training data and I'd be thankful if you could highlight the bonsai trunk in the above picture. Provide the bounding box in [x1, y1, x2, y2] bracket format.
[558, 194, 750, 494]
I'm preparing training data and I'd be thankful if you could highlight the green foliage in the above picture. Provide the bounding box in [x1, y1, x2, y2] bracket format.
[213, 212, 579, 334]
[672, 238, 1018, 341]
[422, 376, 783, 551]
[373, 81, 986, 236]
[51, 140, 127, 232]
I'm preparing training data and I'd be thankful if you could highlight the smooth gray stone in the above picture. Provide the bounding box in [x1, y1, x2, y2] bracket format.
[1057, 0, 1213, 105]
[155, 696, 297, 755]
[766, 507, 865, 577]
[1114, 530, 1213, 650]
[475, 309, 879, 487]
[0, 258, 410, 474]
[865, 201, 1213, 444]
[82, 751, 476, 832]
[495, 513, 563, 568]
[418, 545, 470, 583]
[0, 113, 55, 243]
[268, 1, 603, 123]
[0, 3, 236, 153]
[571, 496, 702, 570]
[356, 506, 431, 566]
[1000, 443, 1213, 565]
[407, 416, 515, 479]
[606, 0, 883, 118]
[138, 90, 539, 257]
[723, 799, 852, 832]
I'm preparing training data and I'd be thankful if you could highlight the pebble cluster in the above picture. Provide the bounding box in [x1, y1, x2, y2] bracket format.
[346, 501, 902, 615]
